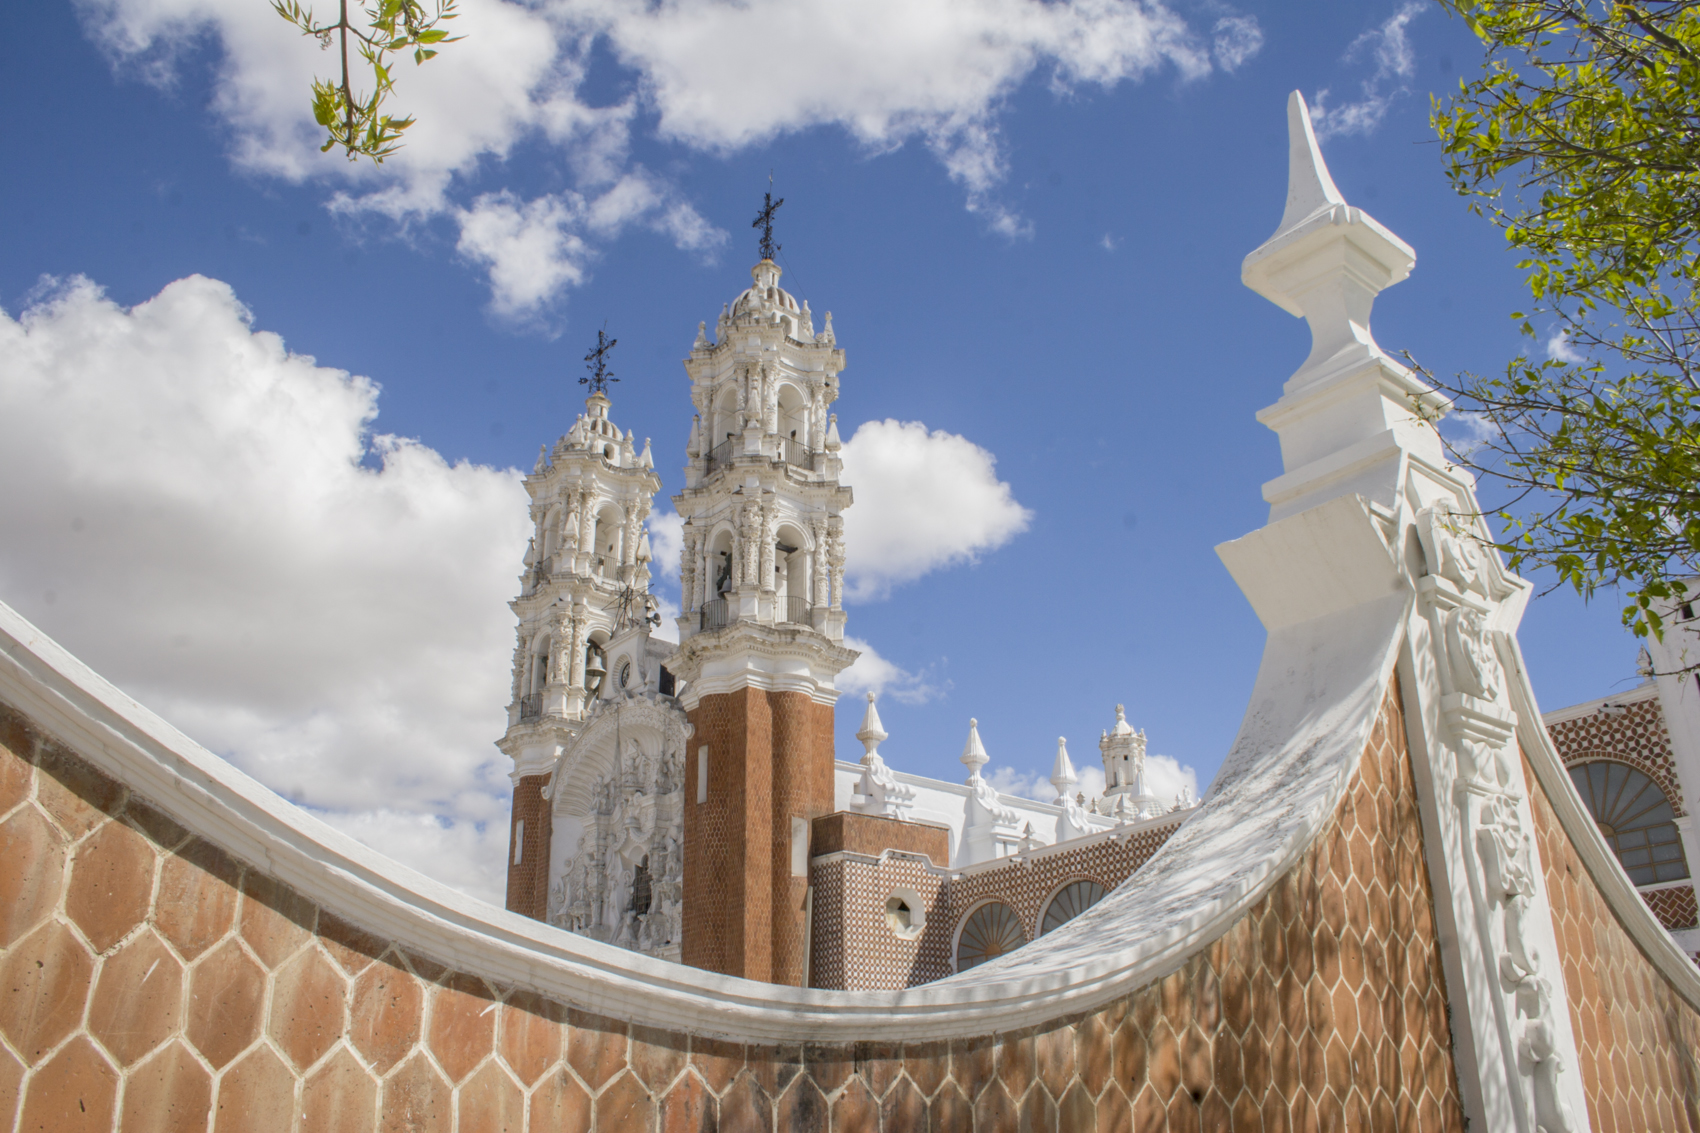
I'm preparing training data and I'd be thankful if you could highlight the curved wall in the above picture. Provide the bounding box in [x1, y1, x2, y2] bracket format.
[1, 675, 1470, 1131]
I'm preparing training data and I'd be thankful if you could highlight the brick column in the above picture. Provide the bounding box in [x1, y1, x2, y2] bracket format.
[683, 688, 833, 984]
[505, 775, 553, 920]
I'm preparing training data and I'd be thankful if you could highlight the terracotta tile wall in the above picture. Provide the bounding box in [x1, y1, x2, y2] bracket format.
[506, 775, 552, 921]
[1526, 752, 1700, 1131]
[0, 677, 1556, 1131]
[768, 693, 834, 989]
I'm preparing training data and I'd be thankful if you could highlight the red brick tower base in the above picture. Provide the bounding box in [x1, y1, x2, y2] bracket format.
[505, 773, 553, 920]
[683, 687, 834, 985]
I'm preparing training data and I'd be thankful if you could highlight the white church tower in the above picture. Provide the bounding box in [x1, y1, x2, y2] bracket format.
[498, 343, 667, 920]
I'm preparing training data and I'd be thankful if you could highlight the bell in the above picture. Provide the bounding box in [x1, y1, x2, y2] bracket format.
[584, 650, 607, 692]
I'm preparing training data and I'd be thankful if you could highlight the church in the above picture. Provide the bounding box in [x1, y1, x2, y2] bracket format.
[496, 224, 1200, 989]
[3, 93, 1698, 1132]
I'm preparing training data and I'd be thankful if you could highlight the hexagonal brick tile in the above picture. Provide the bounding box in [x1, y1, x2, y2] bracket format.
[350, 956, 424, 1076]
[0, 723, 33, 815]
[33, 744, 125, 841]
[660, 1069, 716, 1133]
[0, 920, 96, 1064]
[527, 1068, 592, 1133]
[212, 1045, 297, 1133]
[426, 972, 497, 1085]
[65, 817, 155, 953]
[237, 872, 316, 970]
[0, 1043, 22, 1129]
[456, 1058, 524, 1132]
[565, 1008, 628, 1093]
[630, 1024, 688, 1094]
[16, 1034, 117, 1133]
[152, 838, 240, 962]
[186, 936, 268, 1070]
[319, 910, 388, 976]
[87, 928, 184, 1067]
[301, 1044, 377, 1132]
[0, 807, 67, 949]
[267, 947, 348, 1072]
[380, 1051, 451, 1133]
[119, 1040, 211, 1133]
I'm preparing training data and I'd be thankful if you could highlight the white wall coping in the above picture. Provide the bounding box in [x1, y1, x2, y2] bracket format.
[1540, 681, 1660, 727]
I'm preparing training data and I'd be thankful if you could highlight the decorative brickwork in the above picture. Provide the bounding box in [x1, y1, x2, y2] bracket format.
[810, 811, 949, 866]
[1642, 883, 1700, 932]
[1527, 752, 1700, 1129]
[0, 683, 1475, 1131]
[505, 774, 552, 920]
[1548, 694, 1686, 817]
[682, 688, 832, 986]
[809, 816, 1184, 990]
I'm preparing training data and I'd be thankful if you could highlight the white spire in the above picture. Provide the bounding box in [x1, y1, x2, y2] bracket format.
[1050, 737, 1077, 795]
[1110, 703, 1133, 737]
[637, 528, 652, 563]
[639, 437, 654, 469]
[687, 414, 701, 458]
[825, 414, 842, 452]
[961, 717, 988, 782]
[533, 445, 549, 474]
[857, 692, 888, 758]
[1274, 91, 1344, 238]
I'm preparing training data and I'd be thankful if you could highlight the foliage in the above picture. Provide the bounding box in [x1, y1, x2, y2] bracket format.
[273, 0, 461, 163]
[1428, 0, 1700, 647]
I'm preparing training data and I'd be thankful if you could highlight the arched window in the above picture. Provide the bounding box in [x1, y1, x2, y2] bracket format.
[1568, 761, 1691, 886]
[956, 902, 1024, 971]
[1040, 879, 1106, 936]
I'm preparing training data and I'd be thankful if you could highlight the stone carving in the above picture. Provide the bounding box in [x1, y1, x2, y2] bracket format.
[547, 705, 687, 963]
[1445, 606, 1502, 700]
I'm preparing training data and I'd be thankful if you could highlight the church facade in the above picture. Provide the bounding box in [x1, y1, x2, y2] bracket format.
[497, 255, 1201, 989]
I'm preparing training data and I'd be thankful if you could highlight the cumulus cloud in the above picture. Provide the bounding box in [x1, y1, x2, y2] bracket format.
[990, 751, 1197, 808]
[0, 274, 528, 903]
[839, 636, 942, 705]
[1546, 328, 1586, 364]
[76, 0, 1257, 297]
[838, 419, 1033, 600]
[1309, 2, 1424, 141]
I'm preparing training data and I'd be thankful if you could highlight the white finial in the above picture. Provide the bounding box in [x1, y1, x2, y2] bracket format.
[961, 717, 988, 782]
[694, 320, 709, 348]
[1276, 91, 1345, 237]
[637, 528, 652, 563]
[533, 445, 548, 474]
[561, 511, 579, 544]
[687, 414, 702, 458]
[639, 437, 654, 469]
[823, 311, 834, 343]
[857, 692, 888, 758]
[825, 414, 842, 451]
[1050, 737, 1077, 795]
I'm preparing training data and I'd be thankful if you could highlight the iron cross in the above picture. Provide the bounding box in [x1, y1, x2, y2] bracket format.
[581, 326, 618, 395]
[753, 182, 784, 262]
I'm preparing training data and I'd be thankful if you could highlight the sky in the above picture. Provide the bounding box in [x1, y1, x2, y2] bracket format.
[0, 0, 1651, 904]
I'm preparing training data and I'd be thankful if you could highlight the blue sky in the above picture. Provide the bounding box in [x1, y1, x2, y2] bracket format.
[0, 0, 1647, 901]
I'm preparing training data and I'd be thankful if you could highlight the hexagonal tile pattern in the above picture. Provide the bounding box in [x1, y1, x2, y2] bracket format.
[64, 817, 155, 953]
[87, 929, 183, 1067]
[6, 665, 1700, 1131]
[0, 807, 67, 948]
[1525, 750, 1700, 1131]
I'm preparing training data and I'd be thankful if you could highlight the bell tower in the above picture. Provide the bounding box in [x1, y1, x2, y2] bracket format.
[669, 247, 858, 986]
[499, 373, 663, 921]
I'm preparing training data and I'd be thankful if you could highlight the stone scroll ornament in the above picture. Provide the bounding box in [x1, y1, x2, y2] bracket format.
[1419, 505, 1579, 1133]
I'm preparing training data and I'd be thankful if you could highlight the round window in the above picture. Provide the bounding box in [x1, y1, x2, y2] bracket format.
[956, 902, 1024, 971]
[617, 660, 633, 688]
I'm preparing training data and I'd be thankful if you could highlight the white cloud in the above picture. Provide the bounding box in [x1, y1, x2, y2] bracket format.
[838, 419, 1033, 600]
[647, 508, 685, 584]
[1546, 328, 1586, 364]
[990, 752, 1196, 808]
[1100, 232, 1118, 251]
[76, 0, 1257, 288]
[1309, 2, 1424, 141]
[0, 274, 528, 904]
[1211, 15, 1263, 72]
[839, 636, 941, 705]
[455, 191, 594, 319]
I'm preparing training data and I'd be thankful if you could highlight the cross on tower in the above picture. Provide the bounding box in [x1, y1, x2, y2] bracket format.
[752, 182, 784, 262]
[581, 327, 618, 395]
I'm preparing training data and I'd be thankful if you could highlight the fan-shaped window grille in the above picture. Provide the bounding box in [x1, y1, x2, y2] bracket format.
[1568, 761, 1690, 886]
[955, 902, 1025, 971]
[1040, 879, 1106, 936]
